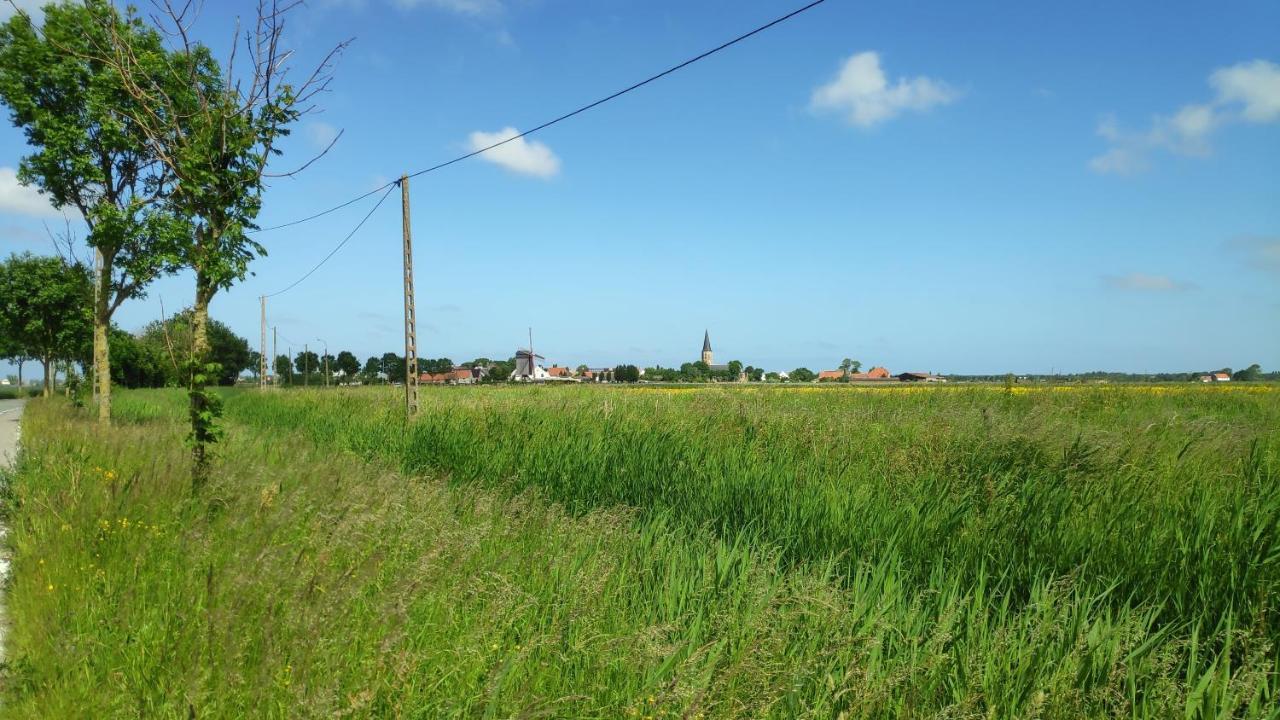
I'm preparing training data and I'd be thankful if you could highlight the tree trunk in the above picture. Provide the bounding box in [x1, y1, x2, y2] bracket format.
[16, 359, 22, 393]
[192, 283, 212, 361]
[41, 356, 51, 398]
[95, 252, 112, 423]
[189, 276, 215, 491]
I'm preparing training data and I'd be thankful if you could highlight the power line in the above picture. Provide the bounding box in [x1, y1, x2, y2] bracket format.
[255, 183, 394, 233]
[263, 183, 397, 298]
[253, 0, 827, 233]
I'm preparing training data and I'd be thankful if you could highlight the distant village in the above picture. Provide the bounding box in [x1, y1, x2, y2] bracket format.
[414, 330, 946, 386]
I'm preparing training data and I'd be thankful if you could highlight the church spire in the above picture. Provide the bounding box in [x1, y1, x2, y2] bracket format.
[702, 329, 712, 354]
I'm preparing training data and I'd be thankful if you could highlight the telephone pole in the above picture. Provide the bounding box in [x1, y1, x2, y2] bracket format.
[317, 338, 329, 388]
[304, 343, 309, 387]
[272, 326, 278, 388]
[401, 174, 419, 415]
[259, 296, 268, 390]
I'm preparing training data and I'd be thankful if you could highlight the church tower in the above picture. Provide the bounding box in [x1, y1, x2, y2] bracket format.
[701, 330, 713, 366]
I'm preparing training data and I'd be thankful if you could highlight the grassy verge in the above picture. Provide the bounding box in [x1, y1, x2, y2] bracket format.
[3, 391, 1277, 716]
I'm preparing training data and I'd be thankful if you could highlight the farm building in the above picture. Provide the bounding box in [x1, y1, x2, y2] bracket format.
[420, 368, 476, 385]
[854, 366, 892, 380]
[901, 371, 952, 384]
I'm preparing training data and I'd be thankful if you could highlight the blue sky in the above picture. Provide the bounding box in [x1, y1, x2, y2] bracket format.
[2, 0, 1278, 375]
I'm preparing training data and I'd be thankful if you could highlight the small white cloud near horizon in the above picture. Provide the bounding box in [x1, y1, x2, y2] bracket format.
[392, 0, 501, 16]
[810, 51, 958, 128]
[467, 127, 560, 179]
[1091, 59, 1280, 175]
[1102, 272, 1197, 292]
[0, 166, 64, 218]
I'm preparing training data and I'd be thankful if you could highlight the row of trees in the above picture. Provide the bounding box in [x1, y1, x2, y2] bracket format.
[0, 253, 92, 396]
[1, 0, 345, 483]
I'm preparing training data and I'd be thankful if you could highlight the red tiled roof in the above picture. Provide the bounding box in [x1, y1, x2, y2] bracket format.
[547, 366, 570, 377]
[817, 370, 844, 380]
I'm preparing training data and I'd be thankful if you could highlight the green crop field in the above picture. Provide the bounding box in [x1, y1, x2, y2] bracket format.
[3, 383, 1278, 717]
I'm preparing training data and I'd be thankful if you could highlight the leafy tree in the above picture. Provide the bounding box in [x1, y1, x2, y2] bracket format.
[275, 354, 293, 384]
[484, 358, 516, 383]
[790, 367, 816, 382]
[380, 352, 404, 381]
[421, 357, 454, 374]
[335, 351, 360, 381]
[134, 311, 251, 386]
[613, 364, 640, 383]
[765, 371, 780, 382]
[1233, 364, 1262, 382]
[0, 1, 186, 422]
[726, 360, 743, 380]
[748, 367, 764, 382]
[96, 1, 347, 485]
[361, 356, 381, 384]
[295, 351, 320, 378]
[0, 253, 93, 396]
[247, 351, 262, 380]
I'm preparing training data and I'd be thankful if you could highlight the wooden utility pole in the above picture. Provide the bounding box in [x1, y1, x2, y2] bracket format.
[272, 326, 278, 388]
[259, 296, 268, 390]
[287, 345, 291, 386]
[401, 175, 419, 415]
[304, 343, 309, 387]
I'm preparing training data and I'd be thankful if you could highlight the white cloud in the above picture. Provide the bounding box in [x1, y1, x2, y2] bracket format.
[0, 167, 63, 218]
[392, 0, 501, 16]
[1210, 60, 1280, 123]
[1102, 272, 1196, 292]
[1091, 59, 1280, 174]
[810, 51, 958, 128]
[1088, 146, 1147, 176]
[467, 127, 560, 179]
[305, 121, 340, 150]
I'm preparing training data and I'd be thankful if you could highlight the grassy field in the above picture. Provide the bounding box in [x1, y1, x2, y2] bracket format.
[3, 383, 1278, 717]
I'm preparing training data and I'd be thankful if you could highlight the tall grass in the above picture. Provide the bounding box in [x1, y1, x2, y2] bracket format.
[13, 384, 1273, 717]
[209, 385, 1280, 638]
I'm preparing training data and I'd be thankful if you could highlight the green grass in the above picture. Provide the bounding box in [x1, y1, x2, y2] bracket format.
[3, 384, 1279, 717]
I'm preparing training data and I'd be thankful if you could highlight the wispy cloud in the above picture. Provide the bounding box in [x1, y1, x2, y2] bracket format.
[1102, 272, 1197, 292]
[1091, 59, 1280, 175]
[0, 167, 64, 218]
[810, 51, 958, 128]
[1225, 236, 1280, 274]
[392, 0, 502, 16]
[304, 121, 341, 151]
[467, 127, 560, 178]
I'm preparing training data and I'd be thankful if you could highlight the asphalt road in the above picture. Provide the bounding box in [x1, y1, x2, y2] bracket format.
[0, 397, 21, 663]
[0, 398, 24, 467]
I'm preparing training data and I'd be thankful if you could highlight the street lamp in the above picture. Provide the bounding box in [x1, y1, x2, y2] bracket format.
[317, 338, 329, 387]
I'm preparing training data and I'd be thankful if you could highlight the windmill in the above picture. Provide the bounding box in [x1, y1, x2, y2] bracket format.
[511, 327, 549, 381]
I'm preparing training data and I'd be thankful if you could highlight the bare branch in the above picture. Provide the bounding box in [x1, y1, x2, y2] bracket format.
[265, 127, 344, 178]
